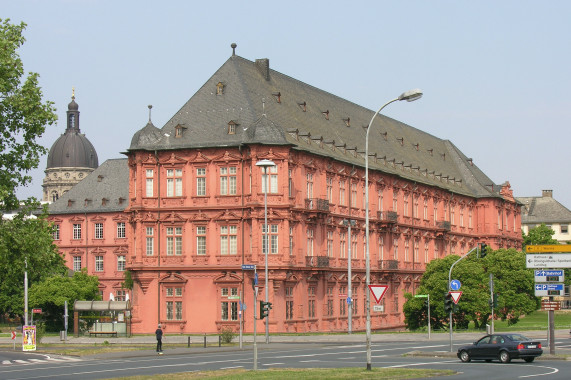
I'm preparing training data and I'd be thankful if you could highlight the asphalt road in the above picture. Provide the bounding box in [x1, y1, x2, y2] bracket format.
[1, 334, 571, 379]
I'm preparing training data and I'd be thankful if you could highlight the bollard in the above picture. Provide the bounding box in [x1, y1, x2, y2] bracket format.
[188, 336, 190, 348]
[219, 335, 221, 347]
[204, 334, 206, 348]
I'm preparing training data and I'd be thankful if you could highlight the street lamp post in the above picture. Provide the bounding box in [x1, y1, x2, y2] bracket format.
[364, 89, 422, 370]
[256, 159, 276, 345]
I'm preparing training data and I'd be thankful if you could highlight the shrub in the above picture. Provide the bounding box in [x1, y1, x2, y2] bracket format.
[220, 327, 235, 344]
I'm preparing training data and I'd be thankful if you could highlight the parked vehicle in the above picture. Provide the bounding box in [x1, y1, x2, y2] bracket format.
[457, 334, 543, 363]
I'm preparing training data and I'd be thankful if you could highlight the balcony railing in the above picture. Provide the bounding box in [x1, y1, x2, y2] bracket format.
[305, 198, 330, 212]
[306, 255, 330, 268]
[379, 260, 399, 270]
[377, 211, 398, 223]
[435, 220, 451, 230]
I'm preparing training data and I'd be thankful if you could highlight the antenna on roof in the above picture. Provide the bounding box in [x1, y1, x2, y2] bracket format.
[148, 105, 153, 122]
[231, 43, 237, 56]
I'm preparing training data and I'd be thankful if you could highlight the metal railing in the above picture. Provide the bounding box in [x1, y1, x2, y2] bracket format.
[304, 198, 330, 212]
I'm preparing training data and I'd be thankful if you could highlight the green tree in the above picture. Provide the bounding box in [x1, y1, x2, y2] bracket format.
[0, 211, 67, 318]
[522, 223, 558, 248]
[1, 18, 57, 210]
[404, 247, 539, 330]
[483, 248, 538, 325]
[29, 269, 100, 331]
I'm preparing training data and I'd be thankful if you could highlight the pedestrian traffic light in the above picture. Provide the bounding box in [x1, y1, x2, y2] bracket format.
[259, 301, 272, 319]
[444, 293, 454, 313]
[480, 243, 488, 258]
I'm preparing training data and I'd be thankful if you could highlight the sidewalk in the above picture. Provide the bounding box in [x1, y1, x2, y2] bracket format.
[2, 328, 568, 345]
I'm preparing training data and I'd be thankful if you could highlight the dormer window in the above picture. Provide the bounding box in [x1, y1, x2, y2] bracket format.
[216, 82, 225, 95]
[228, 120, 239, 135]
[175, 124, 187, 138]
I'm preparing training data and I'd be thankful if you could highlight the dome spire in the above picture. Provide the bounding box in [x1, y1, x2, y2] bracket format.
[67, 89, 80, 131]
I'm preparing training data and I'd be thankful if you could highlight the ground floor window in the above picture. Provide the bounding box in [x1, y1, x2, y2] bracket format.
[221, 287, 238, 321]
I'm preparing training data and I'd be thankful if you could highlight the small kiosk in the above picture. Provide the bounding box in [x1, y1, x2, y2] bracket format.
[73, 300, 131, 337]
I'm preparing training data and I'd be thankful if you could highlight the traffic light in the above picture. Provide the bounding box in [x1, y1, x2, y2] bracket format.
[444, 293, 453, 313]
[480, 243, 488, 258]
[488, 294, 498, 308]
[259, 301, 272, 319]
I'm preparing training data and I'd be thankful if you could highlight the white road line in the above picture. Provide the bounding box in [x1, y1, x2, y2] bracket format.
[2, 360, 11, 365]
[263, 363, 285, 366]
[518, 365, 559, 378]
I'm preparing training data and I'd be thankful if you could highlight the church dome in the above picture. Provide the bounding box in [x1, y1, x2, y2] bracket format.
[46, 94, 99, 169]
[46, 133, 99, 169]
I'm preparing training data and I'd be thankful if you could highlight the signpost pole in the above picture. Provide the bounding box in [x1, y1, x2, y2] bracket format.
[489, 274, 494, 334]
[253, 267, 258, 371]
[427, 293, 431, 340]
[549, 297, 555, 355]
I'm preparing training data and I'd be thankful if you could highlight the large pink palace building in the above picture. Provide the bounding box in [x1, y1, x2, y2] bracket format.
[48, 47, 522, 335]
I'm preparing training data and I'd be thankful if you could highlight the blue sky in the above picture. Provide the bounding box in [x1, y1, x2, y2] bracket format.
[4, 0, 571, 208]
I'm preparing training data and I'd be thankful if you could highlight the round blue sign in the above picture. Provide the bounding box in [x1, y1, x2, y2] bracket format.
[450, 280, 461, 291]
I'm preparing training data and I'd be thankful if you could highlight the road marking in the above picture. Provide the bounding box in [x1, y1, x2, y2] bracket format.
[518, 365, 559, 378]
[263, 363, 285, 366]
[220, 366, 243, 370]
[383, 360, 458, 368]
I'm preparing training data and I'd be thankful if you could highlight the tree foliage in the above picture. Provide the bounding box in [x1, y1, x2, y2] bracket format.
[0, 210, 67, 317]
[1, 18, 57, 210]
[522, 223, 558, 248]
[29, 269, 100, 331]
[404, 248, 539, 330]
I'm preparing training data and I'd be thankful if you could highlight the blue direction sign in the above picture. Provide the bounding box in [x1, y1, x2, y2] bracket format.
[450, 280, 461, 291]
[254, 272, 259, 285]
[534, 283, 564, 296]
[534, 270, 564, 282]
[347, 297, 352, 305]
[242, 264, 256, 270]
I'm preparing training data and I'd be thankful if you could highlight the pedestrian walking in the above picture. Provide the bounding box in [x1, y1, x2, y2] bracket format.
[155, 324, 163, 353]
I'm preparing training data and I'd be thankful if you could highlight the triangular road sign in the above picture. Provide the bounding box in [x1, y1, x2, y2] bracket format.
[368, 285, 389, 304]
[450, 291, 462, 304]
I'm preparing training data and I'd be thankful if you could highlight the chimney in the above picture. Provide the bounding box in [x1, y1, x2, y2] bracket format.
[255, 58, 270, 81]
[542, 190, 553, 198]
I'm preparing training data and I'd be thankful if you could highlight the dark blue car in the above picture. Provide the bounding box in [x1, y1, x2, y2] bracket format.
[457, 334, 543, 363]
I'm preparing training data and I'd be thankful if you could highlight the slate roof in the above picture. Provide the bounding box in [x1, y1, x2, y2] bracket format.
[517, 195, 571, 224]
[48, 158, 129, 214]
[128, 54, 502, 199]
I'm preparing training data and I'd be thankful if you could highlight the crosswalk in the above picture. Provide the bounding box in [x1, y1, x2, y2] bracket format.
[2, 356, 82, 366]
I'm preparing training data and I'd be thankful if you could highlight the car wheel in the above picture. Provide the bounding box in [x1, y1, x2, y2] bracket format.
[459, 350, 471, 362]
[524, 357, 535, 363]
[499, 351, 511, 363]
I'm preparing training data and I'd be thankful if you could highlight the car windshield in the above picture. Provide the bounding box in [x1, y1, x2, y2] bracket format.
[505, 334, 529, 342]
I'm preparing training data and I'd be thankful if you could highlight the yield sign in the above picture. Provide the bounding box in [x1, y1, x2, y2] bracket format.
[450, 291, 462, 304]
[368, 285, 389, 304]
